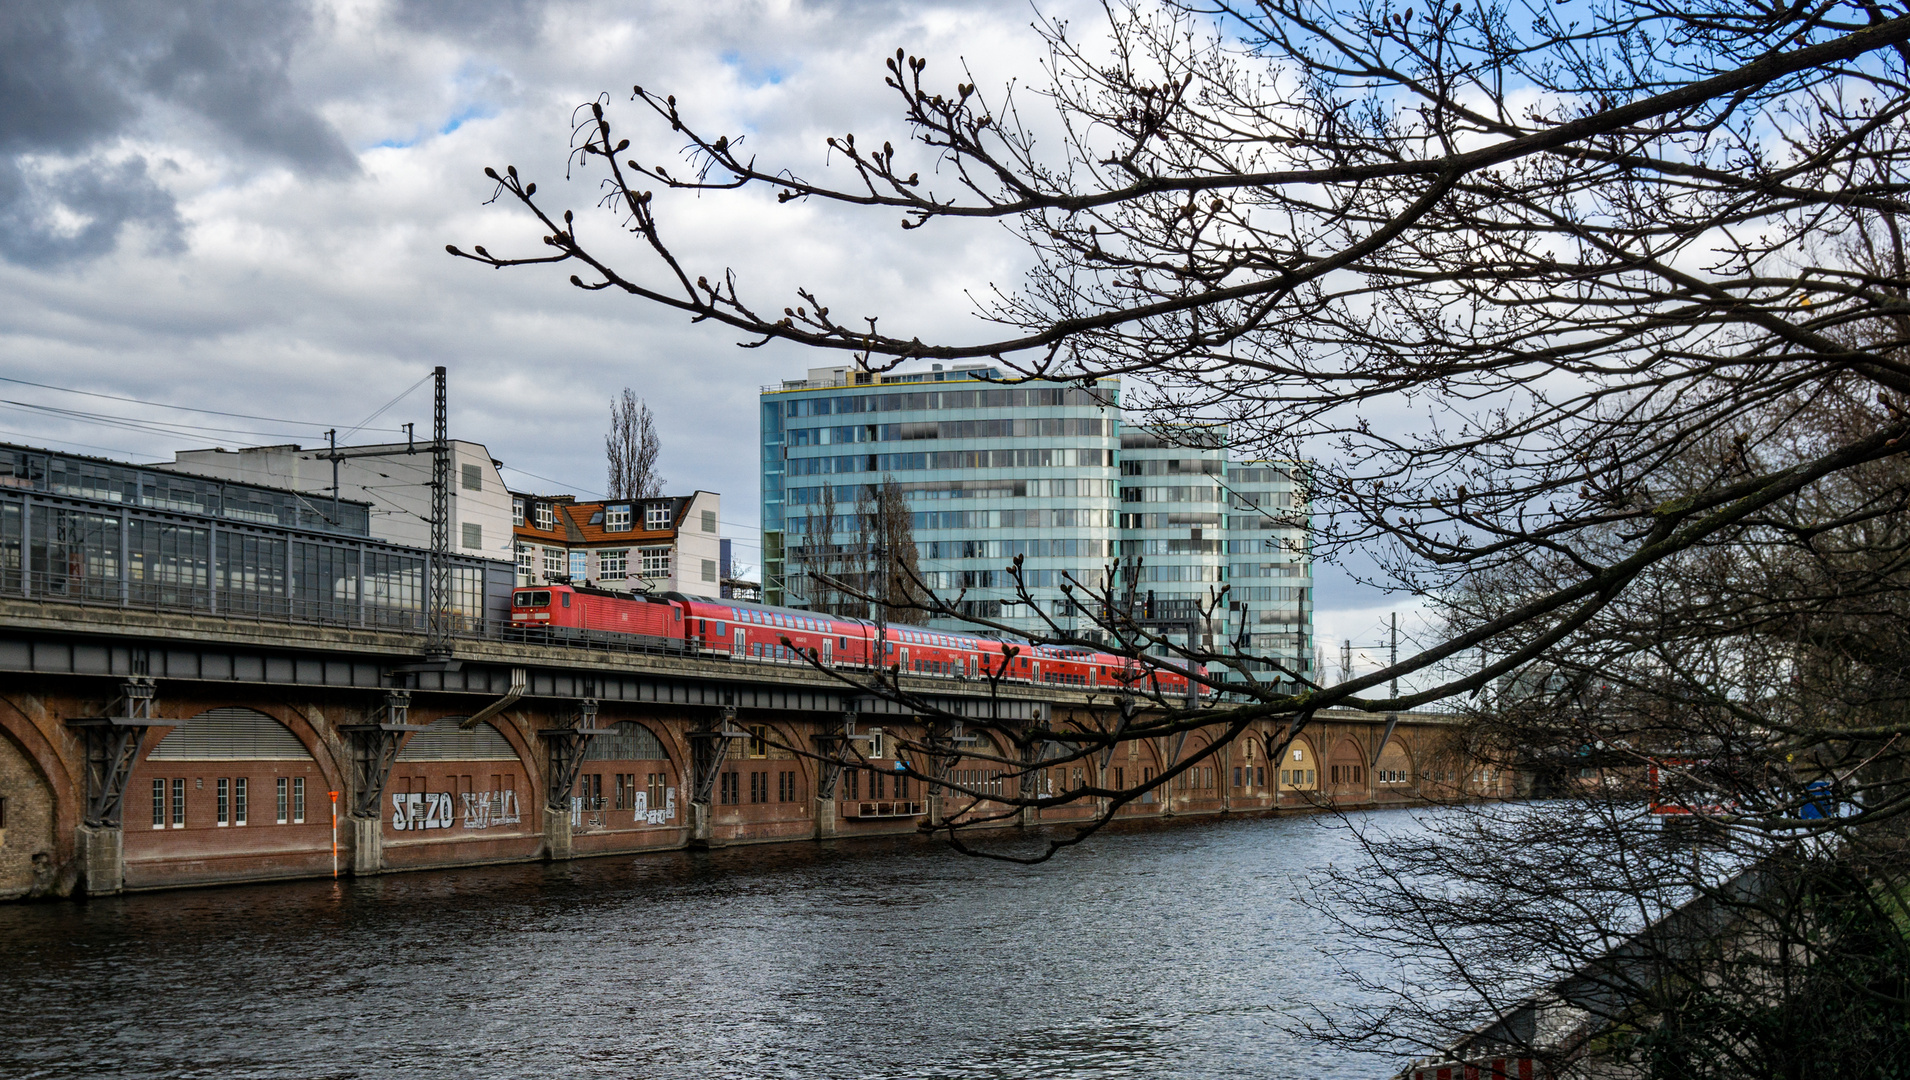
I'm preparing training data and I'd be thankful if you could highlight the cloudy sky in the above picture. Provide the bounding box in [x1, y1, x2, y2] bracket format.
[0, 0, 1413, 671]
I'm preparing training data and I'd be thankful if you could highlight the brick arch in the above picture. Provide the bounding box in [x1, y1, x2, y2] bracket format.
[1327, 737, 1367, 791]
[148, 698, 346, 794]
[632, 710, 698, 774]
[1277, 732, 1321, 792]
[583, 718, 680, 766]
[0, 694, 79, 863]
[1375, 737, 1416, 788]
[741, 715, 812, 787]
[404, 707, 537, 774]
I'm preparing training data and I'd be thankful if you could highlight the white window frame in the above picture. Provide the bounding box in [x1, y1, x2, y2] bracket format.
[534, 503, 555, 530]
[606, 505, 632, 532]
[516, 543, 534, 581]
[639, 547, 672, 578]
[512, 498, 525, 526]
[645, 503, 672, 530]
[543, 547, 564, 576]
[600, 549, 628, 580]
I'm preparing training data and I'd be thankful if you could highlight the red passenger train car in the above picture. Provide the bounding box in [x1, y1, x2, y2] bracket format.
[507, 584, 1207, 695]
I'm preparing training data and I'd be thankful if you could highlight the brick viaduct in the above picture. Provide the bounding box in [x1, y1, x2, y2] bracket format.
[0, 599, 1494, 901]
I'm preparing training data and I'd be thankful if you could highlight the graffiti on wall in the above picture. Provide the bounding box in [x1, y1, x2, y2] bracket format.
[462, 790, 521, 829]
[391, 792, 453, 831]
[563, 788, 680, 829]
[635, 788, 677, 826]
[391, 790, 522, 831]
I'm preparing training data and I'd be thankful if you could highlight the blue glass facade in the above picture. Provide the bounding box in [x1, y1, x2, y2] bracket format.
[763, 365, 1120, 636]
[761, 366, 1311, 688]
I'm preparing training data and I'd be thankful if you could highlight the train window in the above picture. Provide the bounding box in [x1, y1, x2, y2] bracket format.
[514, 592, 529, 606]
[561, 594, 570, 608]
[838, 636, 847, 649]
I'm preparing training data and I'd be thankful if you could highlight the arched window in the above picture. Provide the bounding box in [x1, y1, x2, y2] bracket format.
[147, 707, 311, 761]
[583, 722, 668, 761]
[396, 717, 517, 761]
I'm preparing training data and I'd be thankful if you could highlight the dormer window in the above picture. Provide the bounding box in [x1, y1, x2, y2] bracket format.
[645, 502, 672, 530]
[534, 503, 554, 530]
[512, 497, 525, 526]
[606, 505, 632, 532]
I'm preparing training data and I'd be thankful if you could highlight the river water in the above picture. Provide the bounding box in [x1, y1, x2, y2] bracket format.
[0, 813, 1406, 1080]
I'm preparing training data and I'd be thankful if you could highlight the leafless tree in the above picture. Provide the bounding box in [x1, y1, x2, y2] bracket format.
[605, 387, 664, 499]
[874, 476, 930, 627]
[452, 2, 1910, 1069]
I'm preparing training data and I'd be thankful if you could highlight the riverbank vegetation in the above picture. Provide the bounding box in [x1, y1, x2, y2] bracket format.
[455, 0, 1910, 1072]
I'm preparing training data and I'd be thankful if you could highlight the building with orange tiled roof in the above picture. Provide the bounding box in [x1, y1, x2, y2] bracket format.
[510, 489, 722, 596]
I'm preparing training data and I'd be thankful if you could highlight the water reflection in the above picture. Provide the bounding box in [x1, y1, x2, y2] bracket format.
[0, 813, 1403, 1080]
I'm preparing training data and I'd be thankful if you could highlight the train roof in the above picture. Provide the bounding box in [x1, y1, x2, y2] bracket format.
[665, 592, 1032, 644]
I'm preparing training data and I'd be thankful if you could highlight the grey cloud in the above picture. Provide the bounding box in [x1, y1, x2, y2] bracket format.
[0, 1, 356, 267]
[133, 5, 359, 175]
[0, 156, 184, 267]
[389, 0, 545, 46]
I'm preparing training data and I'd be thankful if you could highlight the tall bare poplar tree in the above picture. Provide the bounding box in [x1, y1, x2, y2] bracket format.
[876, 477, 927, 626]
[605, 388, 663, 500]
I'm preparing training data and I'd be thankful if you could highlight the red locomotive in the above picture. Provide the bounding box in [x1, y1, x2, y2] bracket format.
[508, 583, 1207, 695]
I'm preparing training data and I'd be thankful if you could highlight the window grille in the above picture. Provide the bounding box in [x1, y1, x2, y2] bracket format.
[606, 505, 631, 531]
[599, 549, 628, 580]
[147, 707, 312, 761]
[396, 717, 518, 762]
[582, 722, 667, 761]
[645, 503, 672, 530]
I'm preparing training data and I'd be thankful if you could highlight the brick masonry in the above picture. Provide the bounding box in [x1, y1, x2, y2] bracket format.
[0, 668, 1504, 901]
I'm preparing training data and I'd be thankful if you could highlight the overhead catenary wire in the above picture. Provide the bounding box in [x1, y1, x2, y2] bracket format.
[0, 374, 409, 432]
[0, 427, 149, 460]
[0, 400, 339, 445]
[337, 372, 433, 444]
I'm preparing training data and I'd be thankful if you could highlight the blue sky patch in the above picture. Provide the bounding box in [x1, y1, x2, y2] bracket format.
[721, 51, 790, 88]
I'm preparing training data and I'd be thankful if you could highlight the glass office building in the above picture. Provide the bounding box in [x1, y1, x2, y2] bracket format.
[1117, 426, 1229, 650]
[762, 365, 1122, 636]
[761, 365, 1312, 691]
[1222, 462, 1313, 693]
